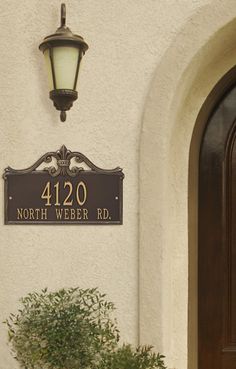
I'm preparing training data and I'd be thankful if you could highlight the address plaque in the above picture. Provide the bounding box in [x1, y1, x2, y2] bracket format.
[3, 145, 124, 225]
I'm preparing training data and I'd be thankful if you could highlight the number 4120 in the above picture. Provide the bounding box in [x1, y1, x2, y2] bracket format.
[41, 181, 87, 207]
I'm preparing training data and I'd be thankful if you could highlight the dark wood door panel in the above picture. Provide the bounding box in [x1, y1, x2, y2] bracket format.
[199, 84, 236, 369]
[225, 130, 236, 348]
[222, 350, 236, 369]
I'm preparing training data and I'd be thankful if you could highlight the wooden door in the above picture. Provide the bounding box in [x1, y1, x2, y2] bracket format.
[199, 83, 236, 369]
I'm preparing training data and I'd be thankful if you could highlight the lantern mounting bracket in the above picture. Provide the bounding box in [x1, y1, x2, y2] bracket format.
[61, 3, 66, 27]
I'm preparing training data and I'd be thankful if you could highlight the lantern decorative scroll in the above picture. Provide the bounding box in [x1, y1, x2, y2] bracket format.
[39, 3, 88, 122]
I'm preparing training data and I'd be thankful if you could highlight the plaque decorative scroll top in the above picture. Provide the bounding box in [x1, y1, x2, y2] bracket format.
[3, 145, 123, 178]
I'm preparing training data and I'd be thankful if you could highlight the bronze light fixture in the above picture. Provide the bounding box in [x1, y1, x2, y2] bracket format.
[39, 3, 88, 122]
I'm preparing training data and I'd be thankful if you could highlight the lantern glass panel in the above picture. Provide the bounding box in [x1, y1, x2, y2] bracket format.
[53, 46, 79, 90]
[44, 49, 54, 91]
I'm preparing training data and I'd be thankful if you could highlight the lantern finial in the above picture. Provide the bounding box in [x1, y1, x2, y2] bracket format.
[61, 4, 66, 27]
[60, 111, 66, 122]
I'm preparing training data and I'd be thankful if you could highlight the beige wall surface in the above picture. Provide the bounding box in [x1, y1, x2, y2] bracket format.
[0, 1, 235, 369]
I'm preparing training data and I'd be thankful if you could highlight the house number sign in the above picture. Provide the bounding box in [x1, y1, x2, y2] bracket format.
[3, 146, 124, 225]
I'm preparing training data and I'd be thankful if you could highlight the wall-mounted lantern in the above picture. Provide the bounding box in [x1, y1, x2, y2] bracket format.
[39, 3, 88, 122]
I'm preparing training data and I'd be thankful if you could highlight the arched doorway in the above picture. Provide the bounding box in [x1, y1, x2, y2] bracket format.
[193, 66, 236, 369]
[140, 4, 236, 367]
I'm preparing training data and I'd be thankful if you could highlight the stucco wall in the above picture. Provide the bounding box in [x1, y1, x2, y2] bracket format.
[0, 0, 234, 368]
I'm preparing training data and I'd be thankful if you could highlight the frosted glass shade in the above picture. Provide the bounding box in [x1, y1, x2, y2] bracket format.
[44, 49, 54, 91]
[44, 46, 80, 91]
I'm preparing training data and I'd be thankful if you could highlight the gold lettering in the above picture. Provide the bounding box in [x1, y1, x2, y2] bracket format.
[55, 209, 63, 220]
[23, 209, 29, 219]
[83, 208, 88, 220]
[54, 182, 61, 206]
[16, 208, 48, 220]
[97, 208, 110, 220]
[77, 209, 82, 219]
[29, 208, 34, 220]
[103, 208, 109, 220]
[54, 208, 89, 220]
[17, 208, 23, 220]
[64, 208, 69, 220]
[76, 181, 87, 206]
[35, 209, 40, 220]
[41, 182, 52, 206]
[70, 208, 75, 220]
[41, 209, 48, 220]
[64, 182, 73, 206]
[97, 208, 103, 220]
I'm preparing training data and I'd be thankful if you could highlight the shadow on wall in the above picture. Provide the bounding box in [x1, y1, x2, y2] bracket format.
[139, 2, 236, 369]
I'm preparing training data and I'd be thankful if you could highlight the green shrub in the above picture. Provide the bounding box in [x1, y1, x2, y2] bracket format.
[4, 287, 119, 369]
[4, 287, 166, 369]
[99, 344, 166, 369]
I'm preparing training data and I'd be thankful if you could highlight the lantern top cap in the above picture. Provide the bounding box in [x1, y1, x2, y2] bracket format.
[39, 3, 89, 53]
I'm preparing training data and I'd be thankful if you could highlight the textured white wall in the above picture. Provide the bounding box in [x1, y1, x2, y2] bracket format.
[0, 0, 226, 368]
